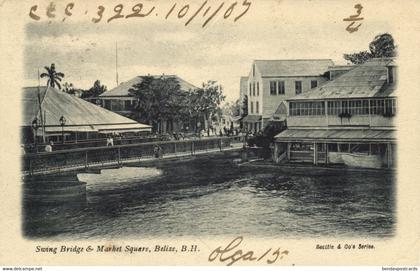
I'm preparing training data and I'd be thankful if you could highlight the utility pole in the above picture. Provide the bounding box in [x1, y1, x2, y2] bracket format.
[37, 68, 46, 143]
[116, 42, 119, 86]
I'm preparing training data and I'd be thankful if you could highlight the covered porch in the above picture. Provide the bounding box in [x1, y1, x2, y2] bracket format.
[242, 114, 262, 134]
[274, 129, 396, 168]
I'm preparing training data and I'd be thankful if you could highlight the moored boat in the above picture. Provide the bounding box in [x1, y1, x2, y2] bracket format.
[341, 153, 382, 169]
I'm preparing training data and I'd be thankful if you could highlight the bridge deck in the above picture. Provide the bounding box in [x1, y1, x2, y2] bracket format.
[23, 136, 245, 177]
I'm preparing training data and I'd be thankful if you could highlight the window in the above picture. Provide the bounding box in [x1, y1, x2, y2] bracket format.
[252, 82, 255, 96]
[327, 99, 373, 115]
[249, 83, 252, 96]
[257, 82, 259, 96]
[250, 102, 254, 114]
[278, 81, 285, 95]
[370, 99, 396, 115]
[289, 101, 325, 116]
[270, 81, 277, 95]
[311, 80, 318, 89]
[253, 64, 255, 77]
[256, 101, 259, 114]
[295, 81, 302, 94]
[124, 100, 131, 110]
[104, 100, 112, 110]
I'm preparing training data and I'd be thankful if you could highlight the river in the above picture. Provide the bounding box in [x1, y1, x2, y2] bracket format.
[23, 155, 395, 239]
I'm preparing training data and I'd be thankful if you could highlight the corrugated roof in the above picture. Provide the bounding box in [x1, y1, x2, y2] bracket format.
[100, 75, 198, 97]
[254, 59, 334, 77]
[22, 86, 151, 132]
[288, 58, 396, 100]
[275, 128, 395, 142]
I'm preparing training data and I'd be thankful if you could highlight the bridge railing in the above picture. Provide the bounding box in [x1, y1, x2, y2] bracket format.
[22, 136, 244, 175]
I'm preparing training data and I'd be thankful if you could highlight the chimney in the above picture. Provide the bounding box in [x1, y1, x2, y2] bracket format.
[387, 66, 395, 84]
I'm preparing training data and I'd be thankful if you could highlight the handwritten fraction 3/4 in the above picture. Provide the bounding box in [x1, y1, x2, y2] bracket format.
[28, 1, 252, 27]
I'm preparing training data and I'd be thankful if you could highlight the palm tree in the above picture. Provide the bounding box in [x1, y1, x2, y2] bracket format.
[40, 63, 64, 89]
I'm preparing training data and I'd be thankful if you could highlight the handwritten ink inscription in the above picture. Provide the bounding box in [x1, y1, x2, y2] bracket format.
[29, 1, 252, 27]
[343, 3, 363, 33]
[208, 236, 289, 266]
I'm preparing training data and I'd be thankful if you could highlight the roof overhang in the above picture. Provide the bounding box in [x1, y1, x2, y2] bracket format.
[275, 129, 396, 143]
[242, 115, 262, 123]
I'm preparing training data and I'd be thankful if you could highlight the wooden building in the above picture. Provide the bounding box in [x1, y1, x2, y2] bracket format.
[274, 58, 396, 168]
[92, 75, 198, 133]
[242, 59, 334, 133]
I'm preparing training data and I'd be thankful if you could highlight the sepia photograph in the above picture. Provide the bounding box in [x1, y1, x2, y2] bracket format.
[1, 0, 419, 268]
[21, 2, 396, 240]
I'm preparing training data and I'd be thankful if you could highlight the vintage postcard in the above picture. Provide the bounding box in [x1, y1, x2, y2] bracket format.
[0, 0, 419, 268]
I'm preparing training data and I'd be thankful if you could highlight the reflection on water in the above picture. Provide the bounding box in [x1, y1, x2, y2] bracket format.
[23, 156, 395, 239]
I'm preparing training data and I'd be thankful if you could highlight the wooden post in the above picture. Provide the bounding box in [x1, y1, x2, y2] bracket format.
[325, 100, 329, 126]
[325, 143, 328, 164]
[387, 143, 392, 168]
[118, 147, 121, 166]
[219, 138, 222, 151]
[287, 142, 291, 161]
[369, 143, 372, 155]
[274, 143, 279, 163]
[368, 99, 372, 127]
[29, 158, 33, 176]
[85, 151, 88, 169]
[192, 141, 195, 154]
[313, 142, 317, 165]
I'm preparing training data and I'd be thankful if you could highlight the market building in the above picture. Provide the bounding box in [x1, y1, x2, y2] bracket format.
[274, 58, 397, 168]
[21, 86, 151, 145]
[241, 59, 334, 133]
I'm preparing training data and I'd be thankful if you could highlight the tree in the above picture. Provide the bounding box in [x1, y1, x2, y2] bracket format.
[63, 82, 74, 93]
[40, 63, 64, 89]
[190, 81, 225, 134]
[226, 99, 241, 117]
[242, 95, 248, 117]
[344, 33, 396, 64]
[129, 76, 185, 133]
[81, 80, 107, 98]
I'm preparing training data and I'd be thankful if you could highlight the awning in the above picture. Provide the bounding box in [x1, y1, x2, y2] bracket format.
[242, 115, 262, 123]
[40, 125, 97, 133]
[275, 129, 396, 143]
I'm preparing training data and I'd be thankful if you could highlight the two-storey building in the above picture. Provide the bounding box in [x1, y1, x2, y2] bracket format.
[95, 75, 197, 117]
[241, 59, 333, 133]
[93, 74, 197, 133]
[274, 58, 396, 168]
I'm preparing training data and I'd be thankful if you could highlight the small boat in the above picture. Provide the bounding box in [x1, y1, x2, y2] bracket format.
[341, 153, 382, 169]
[328, 152, 345, 164]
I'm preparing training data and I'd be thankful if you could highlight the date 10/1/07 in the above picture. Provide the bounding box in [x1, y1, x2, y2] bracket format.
[29, 0, 252, 27]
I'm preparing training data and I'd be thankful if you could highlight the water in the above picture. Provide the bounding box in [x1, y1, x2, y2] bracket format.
[23, 156, 395, 239]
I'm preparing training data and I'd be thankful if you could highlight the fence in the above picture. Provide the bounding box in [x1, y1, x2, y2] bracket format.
[28, 135, 169, 153]
[23, 136, 244, 175]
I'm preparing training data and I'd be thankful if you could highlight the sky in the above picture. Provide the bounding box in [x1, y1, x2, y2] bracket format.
[23, 0, 393, 102]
